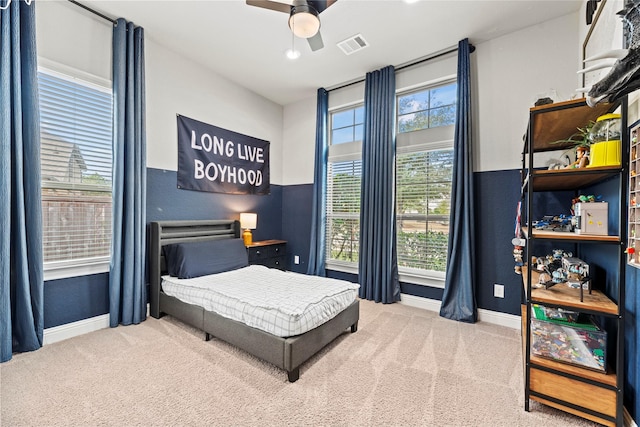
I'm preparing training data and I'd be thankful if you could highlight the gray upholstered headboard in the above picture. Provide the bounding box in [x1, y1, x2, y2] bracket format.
[149, 220, 240, 318]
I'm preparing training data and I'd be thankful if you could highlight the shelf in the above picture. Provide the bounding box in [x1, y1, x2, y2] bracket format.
[530, 355, 617, 386]
[526, 98, 617, 153]
[521, 266, 619, 315]
[530, 166, 621, 191]
[531, 287, 619, 315]
[522, 226, 620, 242]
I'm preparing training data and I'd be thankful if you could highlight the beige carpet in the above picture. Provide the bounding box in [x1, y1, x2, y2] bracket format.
[1, 300, 598, 426]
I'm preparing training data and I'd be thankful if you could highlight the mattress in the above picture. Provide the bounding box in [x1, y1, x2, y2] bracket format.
[161, 265, 359, 337]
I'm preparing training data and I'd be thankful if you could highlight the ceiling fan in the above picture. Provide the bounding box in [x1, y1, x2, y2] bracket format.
[246, 0, 337, 51]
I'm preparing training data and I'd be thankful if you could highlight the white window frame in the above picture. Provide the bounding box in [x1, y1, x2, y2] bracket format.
[396, 132, 454, 288]
[324, 79, 456, 287]
[325, 103, 363, 275]
[38, 59, 113, 281]
[396, 79, 456, 288]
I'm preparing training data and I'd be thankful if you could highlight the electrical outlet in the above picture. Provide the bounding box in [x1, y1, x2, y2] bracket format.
[494, 284, 505, 298]
[294, 255, 300, 265]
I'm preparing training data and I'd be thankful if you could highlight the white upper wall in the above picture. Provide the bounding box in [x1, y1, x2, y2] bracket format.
[144, 39, 283, 184]
[282, 11, 581, 184]
[38, 1, 580, 187]
[36, 1, 285, 186]
[36, 1, 111, 83]
[476, 12, 580, 173]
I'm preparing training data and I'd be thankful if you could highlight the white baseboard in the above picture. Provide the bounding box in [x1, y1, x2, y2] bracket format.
[399, 293, 443, 312]
[399, 294, 521, 329]
[43, 314, 110, 345]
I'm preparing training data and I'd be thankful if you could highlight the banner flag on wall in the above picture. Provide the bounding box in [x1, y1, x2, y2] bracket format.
[177, 115, 270, 195]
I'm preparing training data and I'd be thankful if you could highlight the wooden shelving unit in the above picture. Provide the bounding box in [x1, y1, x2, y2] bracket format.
[521, 98, 626, 427]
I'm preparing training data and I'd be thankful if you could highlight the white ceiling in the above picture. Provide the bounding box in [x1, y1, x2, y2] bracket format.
[87, 0, 583, 106]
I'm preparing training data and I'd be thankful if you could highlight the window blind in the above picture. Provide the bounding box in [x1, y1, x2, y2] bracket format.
[326, 160, 362, 263]
[38, 69, 113, 264]
[396, 148, 453, 273]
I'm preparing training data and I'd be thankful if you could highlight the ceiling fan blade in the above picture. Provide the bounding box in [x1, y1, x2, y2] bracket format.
[246, 0, 291, 14]
[307, 31, 324, 51]
[307, 0, 337, 14]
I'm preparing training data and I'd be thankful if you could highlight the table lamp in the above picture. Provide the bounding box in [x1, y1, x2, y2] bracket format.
[240, 213, 257, 245]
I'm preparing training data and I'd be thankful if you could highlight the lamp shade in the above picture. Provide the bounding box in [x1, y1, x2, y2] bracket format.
[240, 213, 257, 230]
[288, 4, 320, 38]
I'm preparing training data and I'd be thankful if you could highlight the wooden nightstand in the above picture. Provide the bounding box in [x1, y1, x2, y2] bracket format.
[246, 240, 287, 271]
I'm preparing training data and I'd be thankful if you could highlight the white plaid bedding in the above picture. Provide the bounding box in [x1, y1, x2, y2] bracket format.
[161, 265, 359, 337]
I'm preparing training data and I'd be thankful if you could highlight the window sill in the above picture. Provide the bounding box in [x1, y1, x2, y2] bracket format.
[44, 258, 110, 281]
[325, 261, 445, 289]
[325, 260, 358, 275]
[399, 271, 445, 289]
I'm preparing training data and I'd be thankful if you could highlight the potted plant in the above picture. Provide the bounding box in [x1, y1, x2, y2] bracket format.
[552, 121, 595, 168]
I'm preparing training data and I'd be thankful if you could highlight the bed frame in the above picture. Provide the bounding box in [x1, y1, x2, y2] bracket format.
[149, 219, 359, 382]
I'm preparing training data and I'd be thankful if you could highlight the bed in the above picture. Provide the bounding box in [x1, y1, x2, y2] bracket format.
[149, 219, 360, 382]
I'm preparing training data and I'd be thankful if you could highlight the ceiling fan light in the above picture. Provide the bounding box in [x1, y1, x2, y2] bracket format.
[285, 48, 301, 60]
[288, 5, 320, 39]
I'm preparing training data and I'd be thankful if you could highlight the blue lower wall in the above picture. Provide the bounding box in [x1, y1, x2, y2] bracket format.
[281, 183, 314, 274]
[147, 168, 283, 240]
[282, 170, 525, 314]
[44, 168, 526, 324]
[44, 273, 109, 328]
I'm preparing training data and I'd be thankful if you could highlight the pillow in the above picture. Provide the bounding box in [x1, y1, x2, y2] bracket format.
[163, 238, 248, 279]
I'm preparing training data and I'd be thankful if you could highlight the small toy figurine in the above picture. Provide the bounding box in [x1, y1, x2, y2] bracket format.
[566, 146, 589, 168]
[552, 269, 566, 284]
[512, 201, 525, 274]
[513, 246, 524, 273]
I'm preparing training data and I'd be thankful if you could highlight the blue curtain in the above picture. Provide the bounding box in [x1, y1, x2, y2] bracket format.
[110, 18, 147, 327]
[439, 38, 477, 323]
[1, 0, 44, 362]
[358, 65, 401, 303]
[307, 88, 328, 276]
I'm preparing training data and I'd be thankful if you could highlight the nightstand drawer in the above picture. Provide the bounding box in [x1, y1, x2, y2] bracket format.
[247, 243, 285, 262]
[246, 240, 287, 271]
[254, 255, 286, 270]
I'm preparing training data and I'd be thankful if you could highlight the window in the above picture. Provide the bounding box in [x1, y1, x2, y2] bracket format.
[39, 68, 113, 274]
[331, 107, 364, 144]
[326, 106, 364, 268]
[398, 83, 456, 132]
[324, 82, 456, 284]
[396, 82, 456, 283]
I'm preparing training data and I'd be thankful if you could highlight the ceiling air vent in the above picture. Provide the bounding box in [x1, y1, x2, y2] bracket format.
[337, 34, 369, 55]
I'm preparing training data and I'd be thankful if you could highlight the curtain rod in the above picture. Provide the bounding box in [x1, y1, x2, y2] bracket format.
[327, 43, 475, 93]
[67, 0, 116, 25]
